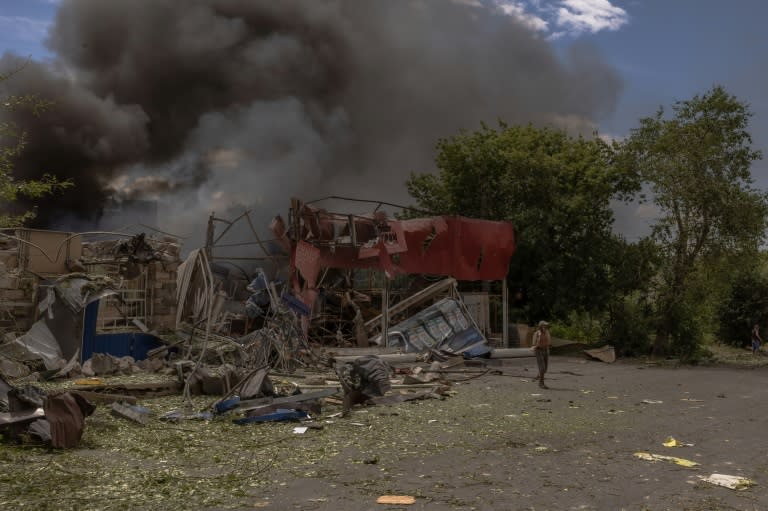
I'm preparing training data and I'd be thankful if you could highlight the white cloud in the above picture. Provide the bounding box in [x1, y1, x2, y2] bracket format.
[0, 16, 51, 43]
[555, 0, 628, 35]
[493, 0, 628, 38]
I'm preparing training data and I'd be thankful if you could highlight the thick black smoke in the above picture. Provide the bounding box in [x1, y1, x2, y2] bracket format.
[0, 0, 622, 235]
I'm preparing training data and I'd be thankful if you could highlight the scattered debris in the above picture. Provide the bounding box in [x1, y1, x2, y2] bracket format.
[0, 199, 523, 449]
[633, 452, 699, 467]
[663, 436, 694, 447]
[584, 345, 616, 363]
[698, 473, 756, 490]
[376, 496, 416, 505]
[336, 355, 392, 415]
[110, 402, 151, 425]
[233, 408, 308, 425]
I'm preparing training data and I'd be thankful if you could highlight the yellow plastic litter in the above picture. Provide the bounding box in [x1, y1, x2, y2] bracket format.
[663, 436, 693, 447]
[633, 452, 699, 467]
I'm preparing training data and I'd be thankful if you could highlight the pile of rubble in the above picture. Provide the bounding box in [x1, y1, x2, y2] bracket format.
[0, 198, 538, 448]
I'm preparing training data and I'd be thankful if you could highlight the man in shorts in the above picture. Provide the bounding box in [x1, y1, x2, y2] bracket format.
[531, 320, 551, 389]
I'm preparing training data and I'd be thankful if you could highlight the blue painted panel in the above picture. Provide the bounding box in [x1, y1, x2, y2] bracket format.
[80, 300, 101, 363]
[81, 332, 165, 362]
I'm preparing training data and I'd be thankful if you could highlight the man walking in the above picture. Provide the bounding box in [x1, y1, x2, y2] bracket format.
[531, 320, 551, 389]
[752, 324, 763, 356]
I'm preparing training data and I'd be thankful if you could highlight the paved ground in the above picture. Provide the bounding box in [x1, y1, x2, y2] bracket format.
[3, 354, 768, 510]
[259, 356, 768, 511]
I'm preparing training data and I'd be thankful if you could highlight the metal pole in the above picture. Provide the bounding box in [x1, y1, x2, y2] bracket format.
[381, 274, 389, 347]
[502, 279, 509, 348]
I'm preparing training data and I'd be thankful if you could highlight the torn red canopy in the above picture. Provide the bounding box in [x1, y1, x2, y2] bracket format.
[293, 215, 515, 285]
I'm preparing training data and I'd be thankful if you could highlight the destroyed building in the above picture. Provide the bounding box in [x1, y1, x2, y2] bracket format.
[0, 197, 532, 448]
[0, 229, 181, 373]
[0, 197, 522, 374]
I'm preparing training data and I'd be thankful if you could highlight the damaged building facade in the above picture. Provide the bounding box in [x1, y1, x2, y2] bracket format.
[0, 229, 181, 373]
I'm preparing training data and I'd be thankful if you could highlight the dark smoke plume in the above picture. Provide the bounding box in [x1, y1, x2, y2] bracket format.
[0, 0, 622, 237]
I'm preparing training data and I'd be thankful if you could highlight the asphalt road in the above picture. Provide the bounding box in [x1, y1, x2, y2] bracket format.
[259, 355, 768, 511]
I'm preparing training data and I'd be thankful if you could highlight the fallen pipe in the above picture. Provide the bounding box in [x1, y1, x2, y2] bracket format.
[330, 353, 423, 364]
[489, 348, 535, 358]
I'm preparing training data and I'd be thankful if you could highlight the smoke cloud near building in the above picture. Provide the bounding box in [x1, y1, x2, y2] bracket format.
[0, 0, 622, 239]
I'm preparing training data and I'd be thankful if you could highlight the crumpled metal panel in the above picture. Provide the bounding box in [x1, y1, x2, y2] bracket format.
[393, 216, 516, 280]
[44, 392, 95, 448]
[300, 216, 515, 281]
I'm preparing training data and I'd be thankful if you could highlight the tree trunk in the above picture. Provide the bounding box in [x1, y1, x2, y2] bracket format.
[652, 328, 669, 357]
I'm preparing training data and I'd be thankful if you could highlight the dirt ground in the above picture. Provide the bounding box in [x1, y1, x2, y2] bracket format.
[2, 353, 768, 510]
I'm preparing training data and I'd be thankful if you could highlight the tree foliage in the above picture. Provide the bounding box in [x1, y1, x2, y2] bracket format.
[618, 85, 768, 356]
[718, 256, 768, 347]
[406, 123, 635, 322]
[0, 64, 71, 228]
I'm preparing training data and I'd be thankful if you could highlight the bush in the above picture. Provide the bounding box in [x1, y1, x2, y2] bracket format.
[604, 295, 654, 357]
[669, 301, 707, 362]
[718, 271, 768, 347]
[550, 311, 605, 344]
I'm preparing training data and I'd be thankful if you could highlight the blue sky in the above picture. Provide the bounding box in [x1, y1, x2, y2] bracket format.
[2, 0, 768, 237]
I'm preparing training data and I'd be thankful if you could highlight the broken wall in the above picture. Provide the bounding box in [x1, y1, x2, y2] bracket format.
[0, 236, 36, 333]
[0, 232, 182, 336]
[80, 238, 181, 332]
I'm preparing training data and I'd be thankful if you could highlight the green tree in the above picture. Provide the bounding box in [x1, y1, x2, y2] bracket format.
[407, 123, 635, 322]
[718, 255, 768, 347]
[0, 64, 71, 227]
[619, 86, 768, 357]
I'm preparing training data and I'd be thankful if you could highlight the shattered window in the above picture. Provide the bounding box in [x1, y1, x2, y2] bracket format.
[405, 325, 434, 350]
[442, 305, 469, 332]
[423, 315, 452, 341]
